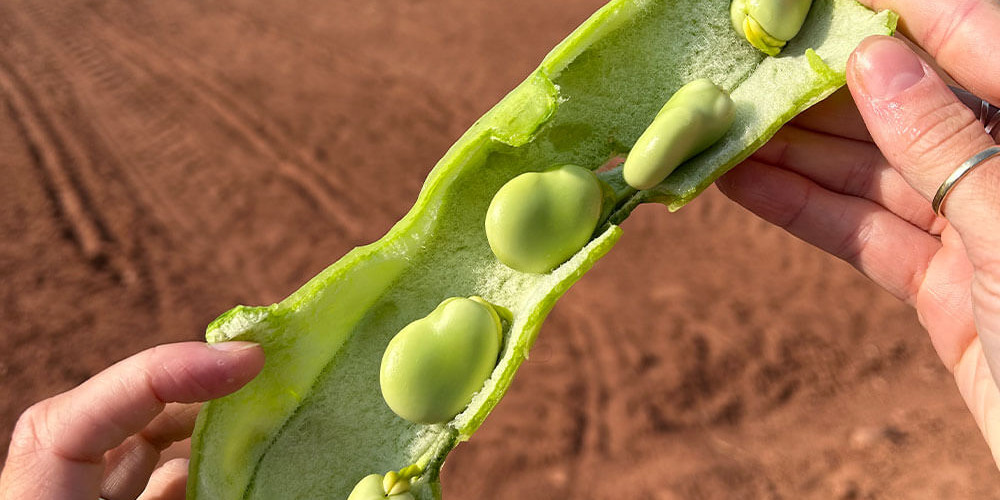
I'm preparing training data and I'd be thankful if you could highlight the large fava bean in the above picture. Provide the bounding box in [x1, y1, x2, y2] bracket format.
[347, 473, 415, 500]
[623, 79, 735, 191]
[379, 297, 505, 424]
[731, 0, 814, 56]
[486, 164, 605, 274]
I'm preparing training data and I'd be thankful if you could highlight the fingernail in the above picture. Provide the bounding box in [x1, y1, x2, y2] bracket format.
[854, 37, 926, 100]
[208, 341, 259, 352]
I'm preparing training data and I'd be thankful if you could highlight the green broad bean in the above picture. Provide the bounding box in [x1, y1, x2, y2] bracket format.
[623, 79, 735, 190]
[188, 2, 895, 499]
[731, 0, 814, 56]
[485, 164, 605, 274]
[347, 473, 415, 500]
[379, 296, 505, 424]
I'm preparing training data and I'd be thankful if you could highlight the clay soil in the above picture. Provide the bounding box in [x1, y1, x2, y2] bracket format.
[1, 1, 998, 498]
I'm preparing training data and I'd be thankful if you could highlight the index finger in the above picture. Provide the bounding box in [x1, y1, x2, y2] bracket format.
[0, 341, 263, 500]
[860, 0, 1000, 103]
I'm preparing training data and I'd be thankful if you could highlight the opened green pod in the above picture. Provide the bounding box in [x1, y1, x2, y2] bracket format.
[188, 1, 895, 499]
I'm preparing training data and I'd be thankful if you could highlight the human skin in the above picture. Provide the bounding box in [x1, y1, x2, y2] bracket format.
[0, 342, 264, 500]
[716, 0, 1000, 466]
[4, 2, 994, 495]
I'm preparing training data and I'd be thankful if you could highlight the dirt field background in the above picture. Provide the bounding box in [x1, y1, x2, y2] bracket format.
[1, 1, 999, 498]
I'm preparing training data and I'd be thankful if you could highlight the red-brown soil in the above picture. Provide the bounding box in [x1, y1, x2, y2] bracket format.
[1, 1, 998, 498]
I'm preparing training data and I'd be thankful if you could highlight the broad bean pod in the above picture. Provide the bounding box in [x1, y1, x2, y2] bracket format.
[188, 1, 895, 498]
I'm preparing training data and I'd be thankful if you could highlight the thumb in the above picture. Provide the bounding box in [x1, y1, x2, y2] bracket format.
[847, 36, 1000, 267]
[848, 35, 1000, 398]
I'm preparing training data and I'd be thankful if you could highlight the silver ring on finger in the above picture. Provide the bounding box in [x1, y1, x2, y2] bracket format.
[931, 145, 1000, 216]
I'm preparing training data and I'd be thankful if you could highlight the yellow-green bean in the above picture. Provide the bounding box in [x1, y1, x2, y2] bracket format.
[731, 0, 814, 56]
[485, 164, 605, 274]
[623, 79, 735, 190]
[379, 296, 505, 424]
